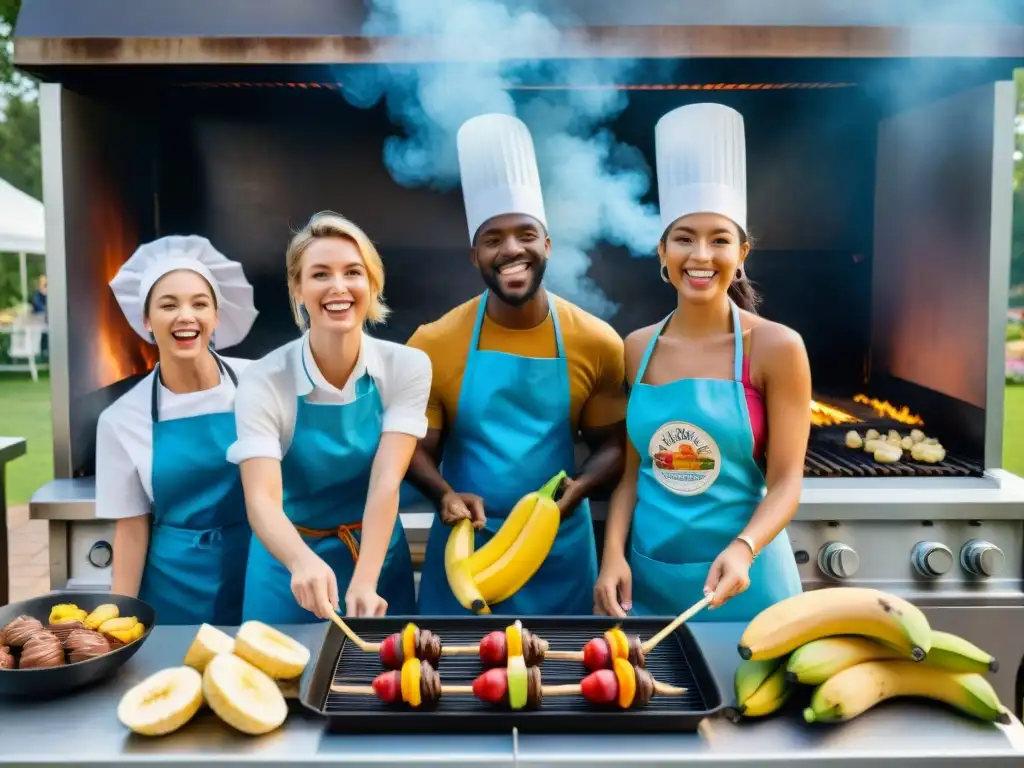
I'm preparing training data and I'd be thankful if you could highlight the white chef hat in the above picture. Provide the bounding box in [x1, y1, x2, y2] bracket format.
[456, 113, 547, 244]
[109, 235, 258, 350]
[655, 103, 748, 234]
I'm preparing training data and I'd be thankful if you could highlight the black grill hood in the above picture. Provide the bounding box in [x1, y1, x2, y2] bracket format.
[12, 0, 1024, 79]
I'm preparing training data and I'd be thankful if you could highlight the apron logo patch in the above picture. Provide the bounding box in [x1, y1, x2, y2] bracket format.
[649, 421, 722, 496]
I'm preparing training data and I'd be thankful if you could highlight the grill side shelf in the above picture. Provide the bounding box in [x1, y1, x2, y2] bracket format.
[301, 616, 724, 735]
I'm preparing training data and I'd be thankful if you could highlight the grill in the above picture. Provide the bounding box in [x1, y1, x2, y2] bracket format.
[805, 427, 984, 479]
[300, 616, 723, 734]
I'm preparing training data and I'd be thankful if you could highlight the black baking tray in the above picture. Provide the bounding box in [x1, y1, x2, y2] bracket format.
[300, 615, 723, 734]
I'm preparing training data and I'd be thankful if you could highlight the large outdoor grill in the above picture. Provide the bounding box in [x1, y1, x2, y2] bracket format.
[13, 0, 1024, 716]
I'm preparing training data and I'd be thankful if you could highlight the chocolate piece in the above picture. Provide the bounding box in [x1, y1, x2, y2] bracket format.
[627, 635, 647, 668]
[49, 620, 86, 644]
[19, 633, 64, 668]
[522, 630, 549, 667]
[64, 629, 112, 663]
[418, 659, 442, 706]
[0, 646, 14, 669]
[2, 616, 45, 648]
[416, 630, 442, 668]
[526, 666, 543, 709]
[632, 666, 655, 708]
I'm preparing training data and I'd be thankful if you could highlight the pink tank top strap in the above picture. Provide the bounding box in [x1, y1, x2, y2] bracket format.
[741, 354, 767, 461]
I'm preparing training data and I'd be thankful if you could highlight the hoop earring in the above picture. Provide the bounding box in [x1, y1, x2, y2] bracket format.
[660, 264, 670, 284]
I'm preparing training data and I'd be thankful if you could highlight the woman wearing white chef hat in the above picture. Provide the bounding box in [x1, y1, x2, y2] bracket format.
[97, 235, 258, 625]
[228, 212, 430, 622]
[594, 103, 810, 621]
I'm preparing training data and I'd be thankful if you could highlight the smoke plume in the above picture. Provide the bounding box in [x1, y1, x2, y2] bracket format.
[338, 0, 663, 318]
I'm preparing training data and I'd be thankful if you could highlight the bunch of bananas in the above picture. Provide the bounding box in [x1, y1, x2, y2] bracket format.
[731, 587, 1009, 725]
[445, 471, 565, 613]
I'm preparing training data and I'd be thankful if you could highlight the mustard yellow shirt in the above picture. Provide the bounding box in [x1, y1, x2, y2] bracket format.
[406, 294, 627, 434]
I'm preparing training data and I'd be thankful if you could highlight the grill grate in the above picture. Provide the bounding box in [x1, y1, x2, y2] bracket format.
[805, 439, 984, 478]
[302, 616, 722, 734]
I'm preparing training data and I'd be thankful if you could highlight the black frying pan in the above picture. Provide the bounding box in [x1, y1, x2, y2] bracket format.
[0, 591, 156, 699]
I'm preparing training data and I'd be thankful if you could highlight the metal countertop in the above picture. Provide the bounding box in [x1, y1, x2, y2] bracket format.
[0, 622, 1021, 767]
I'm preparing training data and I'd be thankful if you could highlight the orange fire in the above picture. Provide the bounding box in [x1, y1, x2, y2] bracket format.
[852, 395, 924, 426]
[810, 400, 858, 427]
[92, 184, 157, 389]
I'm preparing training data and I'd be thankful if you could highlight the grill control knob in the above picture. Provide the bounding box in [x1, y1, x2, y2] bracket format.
[960, 540, 1004, 578]
[911, 541, 954, 578]
[818, 542, 859, 580]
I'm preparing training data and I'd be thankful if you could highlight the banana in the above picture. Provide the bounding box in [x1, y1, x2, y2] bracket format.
[203, 653, 289, 735]
[117, 666, 204, 736]
[738, 664, 792, 718]
[803, 660, 1010, 724]
[785, 636, 905, 685]
[735, 657, 785, 706]
[738, 587, 932, 662]
[466, 471, 566, 575]
[473, 486, 561, 605]
[183, 623, 236, 673]
[234, 621, 310, 680]
[923, 630, 999, 674]
[444, 518, 491, 614]
[84, 603, 119, 630]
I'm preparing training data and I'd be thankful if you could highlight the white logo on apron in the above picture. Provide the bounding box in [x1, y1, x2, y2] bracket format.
[648, 421, 722, 496]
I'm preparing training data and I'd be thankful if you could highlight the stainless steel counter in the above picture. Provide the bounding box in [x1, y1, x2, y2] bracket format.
[0, 621, 1021, 767]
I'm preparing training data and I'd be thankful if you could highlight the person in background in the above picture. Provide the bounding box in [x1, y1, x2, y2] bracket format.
[409, 114, 627, 616]
[29, 275, 47, 317]
[97, 236, 258, 624]
[595, 103, 810, 621]
[229, 212, 430, 622]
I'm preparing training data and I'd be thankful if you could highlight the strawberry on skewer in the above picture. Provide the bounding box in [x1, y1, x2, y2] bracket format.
[472, 657, 686, 710]
[581, 597, 711, 671]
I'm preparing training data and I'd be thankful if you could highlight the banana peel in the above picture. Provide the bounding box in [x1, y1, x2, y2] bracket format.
[444, 471, 565, 612]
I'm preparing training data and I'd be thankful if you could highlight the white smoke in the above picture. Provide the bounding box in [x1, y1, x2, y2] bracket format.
[338, 0, 663, 318]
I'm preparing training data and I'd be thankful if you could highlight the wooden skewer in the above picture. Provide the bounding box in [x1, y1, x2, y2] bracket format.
[640, 596, 711, 654]
[324, 608, 381, 652]
[545, 649, 584, 661]
[439, 644, 481, 656]
[543, 683, 582, 696]
[330, 683, 475, 696]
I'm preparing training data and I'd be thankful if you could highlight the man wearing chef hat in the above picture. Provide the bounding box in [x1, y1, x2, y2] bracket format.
[96, 235, 258, 625]
[409, 113, 628, 616]
[594, 103, 810, 622]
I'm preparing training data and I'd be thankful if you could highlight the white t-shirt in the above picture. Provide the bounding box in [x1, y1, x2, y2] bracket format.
[226, 331, 431, 464]
[95, 356, 252, 520]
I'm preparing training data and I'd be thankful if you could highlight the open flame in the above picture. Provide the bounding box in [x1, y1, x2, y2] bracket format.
[809, 395, 925, 427]
[810, 400, 859, 427]
[91, 185, 157, 389]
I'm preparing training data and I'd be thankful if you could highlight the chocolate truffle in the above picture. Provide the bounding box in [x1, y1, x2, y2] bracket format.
[0, 646, 14, 670]
[19, 633, 64, 669]
[2, 616, 45, 648]
[64, 629, 112, 663]
[631, 666, 656, 708]
[49, 619, 86, 644]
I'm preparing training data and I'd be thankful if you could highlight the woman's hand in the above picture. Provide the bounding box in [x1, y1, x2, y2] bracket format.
[289, 550, 340, 619]
[345, 583, 388, 617]
[704, 539, 754, 609]
[594, 555, 633, 618]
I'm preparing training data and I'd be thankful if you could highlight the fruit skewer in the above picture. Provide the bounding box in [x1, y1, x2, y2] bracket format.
[579, 596, 711, 671]
[332, 657, 687, 711]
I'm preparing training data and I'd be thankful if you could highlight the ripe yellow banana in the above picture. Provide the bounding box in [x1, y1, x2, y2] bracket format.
[923, 630, 999, 675]
[803, 660, 1010, 724]
[785, 636, 905, 685]
[738, 664, 792, 718]
[473, 484, 561, 605]
[444, 518, 491, 614]
[738, 587, 932, 662]
[466, 471, 566, 575]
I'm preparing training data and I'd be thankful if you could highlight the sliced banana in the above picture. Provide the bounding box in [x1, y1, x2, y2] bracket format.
[234, 621, 310, 680]
[117, 666, 204, 736]
[910, 429, 925, 443]
[887, 429, 901, 442]
[865, 429, 880, 441]
[203, 653, 288, 736]
[183, 623, 236, 673]
[911, 442, 946, 464]
[863, 438, 883, 454]
[845, 430, 863, 449]
[873, 442, 903, 464]
[900, 436, 914, 451]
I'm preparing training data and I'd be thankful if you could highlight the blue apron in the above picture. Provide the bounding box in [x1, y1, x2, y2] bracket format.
[418, 291, 597, 615]
[138, 352, 251, 625]
[242, 345, 416, 623]
[626, 301, 802, 621]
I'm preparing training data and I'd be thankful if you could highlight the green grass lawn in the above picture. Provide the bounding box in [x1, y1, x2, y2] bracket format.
[0, 374, 1022, 508]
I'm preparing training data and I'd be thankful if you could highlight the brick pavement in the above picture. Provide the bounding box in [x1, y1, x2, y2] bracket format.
[6, 503, 50, 603]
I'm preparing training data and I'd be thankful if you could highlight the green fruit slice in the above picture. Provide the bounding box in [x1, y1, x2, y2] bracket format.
[507, 656, 528, 710]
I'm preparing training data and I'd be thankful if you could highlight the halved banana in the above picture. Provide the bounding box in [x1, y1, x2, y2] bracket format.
[233, 621, 310, 680]
[117, 666, 204, 736]
[183, 624, 235, 673]
[203, 653, 288, 735]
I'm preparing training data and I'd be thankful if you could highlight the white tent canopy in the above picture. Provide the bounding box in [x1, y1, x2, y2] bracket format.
[0, 176, 45, 255]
